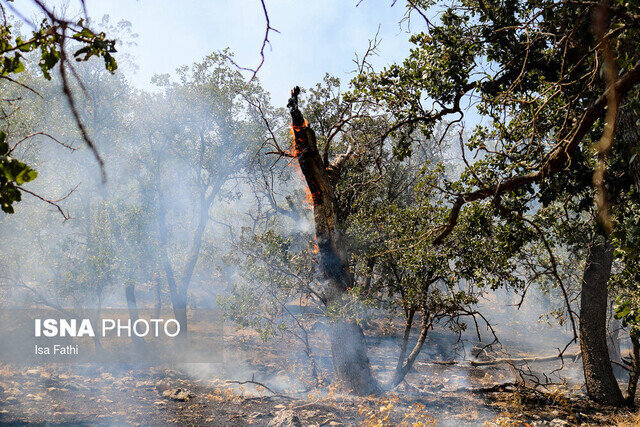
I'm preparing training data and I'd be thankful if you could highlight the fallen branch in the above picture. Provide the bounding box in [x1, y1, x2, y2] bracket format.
[444, 382, 520, 394]
[226, 374, 283, 396]
[470, 352, 580, 367]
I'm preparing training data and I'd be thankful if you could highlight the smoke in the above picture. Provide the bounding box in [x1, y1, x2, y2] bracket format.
[0, 19, 619, 427]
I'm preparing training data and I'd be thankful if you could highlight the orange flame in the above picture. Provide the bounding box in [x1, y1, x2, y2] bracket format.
[304, 188, 314, 207]
[287, 119, 309, 158]
[288, 120, 315, 210]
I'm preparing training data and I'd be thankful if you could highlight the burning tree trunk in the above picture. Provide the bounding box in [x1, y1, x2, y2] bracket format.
[579, 233, 624, 406]
[287, 87, 380, 395]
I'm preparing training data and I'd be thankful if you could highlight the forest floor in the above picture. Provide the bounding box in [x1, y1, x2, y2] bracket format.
[0, 319, 639, 425]
[0, 360, 637, 426]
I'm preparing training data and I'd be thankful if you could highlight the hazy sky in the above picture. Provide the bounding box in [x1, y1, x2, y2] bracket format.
[72, 0, 414, 104]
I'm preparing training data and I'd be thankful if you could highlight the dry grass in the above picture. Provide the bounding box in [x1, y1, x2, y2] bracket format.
[614, 410, 640, 426]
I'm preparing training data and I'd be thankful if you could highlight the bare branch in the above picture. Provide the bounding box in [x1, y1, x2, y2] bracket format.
[0, 75, 43, 98]
[9, 131, 77, 153]
[226, 374, 288, 396]
[432, 59, 640, 245]
[17, 185, 77, 221]
[58, 35, 107, 182]
[224, 0, 279, 82]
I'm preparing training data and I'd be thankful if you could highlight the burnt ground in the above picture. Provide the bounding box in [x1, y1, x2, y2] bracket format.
[0, 363, 486, 425]
[1, 319, 639, 426]
[0, 362, 637, 426]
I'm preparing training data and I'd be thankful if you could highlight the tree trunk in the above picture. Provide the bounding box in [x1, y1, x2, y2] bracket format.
[125, 282, 147, 353]
[153, 275, 162, 319]
[329, 321, 379, 394]
[626, 334, 640, 406]
[93, 288, 103, 353]
[608, 300, 624, 376]
[288, 87, 380, 395]
[579, 233, 624, 405]
[618, 108, 640, 407]
[173, 296, 188, 342]
[155, 171, 223, 341]
[157, 191, 188, 341]
[392, 311, 430, 387]
[394, 308, 415, 381]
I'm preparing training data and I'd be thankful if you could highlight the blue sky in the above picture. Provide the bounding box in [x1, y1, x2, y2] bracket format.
[73, 0, 414, 103]
[16, 1, 483, 158]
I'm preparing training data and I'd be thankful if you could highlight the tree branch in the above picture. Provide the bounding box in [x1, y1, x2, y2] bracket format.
[432, 59, 640, 245]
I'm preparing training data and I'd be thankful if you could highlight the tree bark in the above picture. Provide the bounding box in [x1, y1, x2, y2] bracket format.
[626, 334, 640, 406]
[579, 233, 624, 406]
[392, 311, 430, 387]
[393, 308, 415, 383]
[288, 87, 380, 395]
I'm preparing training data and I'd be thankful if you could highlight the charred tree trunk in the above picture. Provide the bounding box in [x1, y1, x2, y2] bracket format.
[288, 87, 380, 395]
[579, 233, 624, 406]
